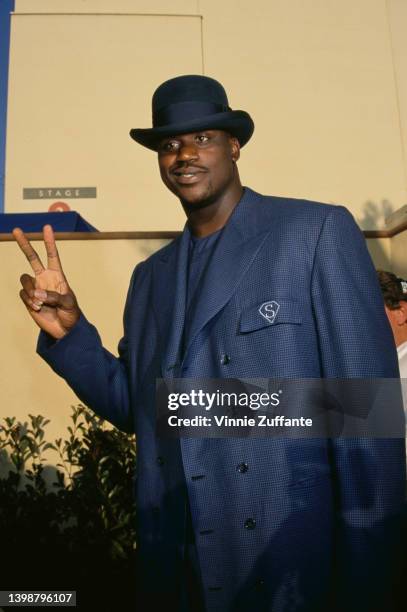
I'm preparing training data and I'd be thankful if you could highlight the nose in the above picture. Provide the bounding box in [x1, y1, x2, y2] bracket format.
[177, 143, 198, 162]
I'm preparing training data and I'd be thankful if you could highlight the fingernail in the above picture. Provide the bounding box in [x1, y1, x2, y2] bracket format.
[34, 290, 47, 299]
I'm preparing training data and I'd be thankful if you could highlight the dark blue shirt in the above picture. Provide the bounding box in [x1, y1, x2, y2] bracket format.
[182, 227, 223, 358]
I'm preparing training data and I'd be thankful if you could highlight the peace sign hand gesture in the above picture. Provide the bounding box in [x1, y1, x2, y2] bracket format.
[13, 225, 81, 339]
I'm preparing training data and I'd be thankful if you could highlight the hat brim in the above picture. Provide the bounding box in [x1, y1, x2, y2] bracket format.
[129, 110, 254, 151]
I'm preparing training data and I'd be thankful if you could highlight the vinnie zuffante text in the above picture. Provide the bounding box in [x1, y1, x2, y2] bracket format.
[165, 389, 313, 429]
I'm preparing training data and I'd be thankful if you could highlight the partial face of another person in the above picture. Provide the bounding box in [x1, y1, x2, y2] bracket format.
[385, 301, 407, 346]
[157, 130, 240, 208]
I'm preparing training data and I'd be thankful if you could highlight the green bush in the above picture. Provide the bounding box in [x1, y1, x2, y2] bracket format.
[0, 405, 137, 611]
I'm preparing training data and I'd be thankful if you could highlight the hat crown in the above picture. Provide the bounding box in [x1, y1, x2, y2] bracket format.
[130, 74, 254, 151]
[152, 75, 229, 114]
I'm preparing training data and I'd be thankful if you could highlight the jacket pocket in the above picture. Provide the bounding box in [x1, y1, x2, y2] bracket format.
[239, 299, 302, 333]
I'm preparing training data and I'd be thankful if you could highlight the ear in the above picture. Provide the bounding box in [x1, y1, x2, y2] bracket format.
[230, 136, 240, 162]
[387, 302, 407, 326]
[398, 301, 407, 325]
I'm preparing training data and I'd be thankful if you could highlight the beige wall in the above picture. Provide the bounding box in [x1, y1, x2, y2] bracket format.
[201, 0, 407, 229]
[5, 0, 407, 230]
[364, 234, 407, 279]
[387, 0, 407, 193]
[5, 7, 202, 231]
[14, 0, 199, 12]
[366, 236, 392, 271]
[389, 231, 407, 277]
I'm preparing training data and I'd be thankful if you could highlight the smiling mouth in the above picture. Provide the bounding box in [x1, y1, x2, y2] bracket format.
[171, 168, 207, 184]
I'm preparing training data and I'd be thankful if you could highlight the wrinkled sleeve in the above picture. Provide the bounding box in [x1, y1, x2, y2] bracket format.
[37, 264, 142, 434]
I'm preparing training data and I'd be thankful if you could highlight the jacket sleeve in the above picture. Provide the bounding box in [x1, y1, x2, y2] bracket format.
[311, 206, 406, 610]
[311, 205, 400, 378]
[36, 264, 142, 434]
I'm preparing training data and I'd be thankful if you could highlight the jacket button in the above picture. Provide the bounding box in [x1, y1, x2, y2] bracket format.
[237, 462, 249, 473]
[244, 518, 256, 530]
[156, 456, 164, 466]
[254, 578, 265, 591]
[220, 353, 230, 365]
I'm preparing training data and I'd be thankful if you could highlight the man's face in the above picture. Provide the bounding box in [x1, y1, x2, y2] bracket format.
[157, 130, 240, 209]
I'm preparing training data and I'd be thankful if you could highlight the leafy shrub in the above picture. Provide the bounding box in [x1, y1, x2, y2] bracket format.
[0, 405, 137, 610]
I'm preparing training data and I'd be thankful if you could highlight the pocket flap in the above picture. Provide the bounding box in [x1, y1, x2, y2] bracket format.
[240, 299, 302, 333]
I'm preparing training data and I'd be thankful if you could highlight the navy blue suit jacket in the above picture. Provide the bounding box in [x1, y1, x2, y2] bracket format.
[38, 188, 406, 611]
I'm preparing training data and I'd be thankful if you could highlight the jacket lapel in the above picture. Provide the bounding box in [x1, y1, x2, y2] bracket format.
[153, 225, 191, 377]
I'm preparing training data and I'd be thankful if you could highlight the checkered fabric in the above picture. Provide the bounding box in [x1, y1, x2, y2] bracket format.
[38, 188, 406, 612]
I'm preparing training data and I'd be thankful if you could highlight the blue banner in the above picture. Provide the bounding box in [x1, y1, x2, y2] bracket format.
[0, 0, 15, 213]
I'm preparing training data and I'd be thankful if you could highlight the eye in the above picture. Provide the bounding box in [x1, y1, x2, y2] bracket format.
[159, 140, 180, 153]
[195, 134, 210, 144]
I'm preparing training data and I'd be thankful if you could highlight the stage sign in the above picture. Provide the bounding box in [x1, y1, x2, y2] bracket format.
[23, 187, 97, 199]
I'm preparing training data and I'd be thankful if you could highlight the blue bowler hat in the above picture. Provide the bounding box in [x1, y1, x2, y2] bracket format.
[130, 75, 254, 151]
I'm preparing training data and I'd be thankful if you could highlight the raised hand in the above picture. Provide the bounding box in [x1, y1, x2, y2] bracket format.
[13, 225, 81, 339]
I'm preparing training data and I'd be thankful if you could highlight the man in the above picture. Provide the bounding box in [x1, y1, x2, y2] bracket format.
[14, 75, 405, 611]
[377, 270, 407, 378]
